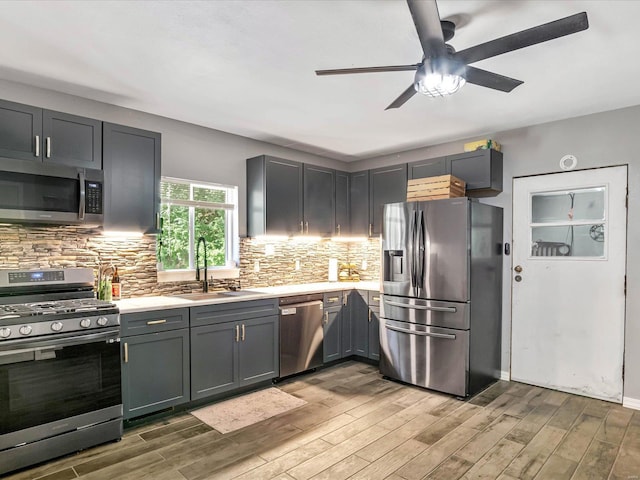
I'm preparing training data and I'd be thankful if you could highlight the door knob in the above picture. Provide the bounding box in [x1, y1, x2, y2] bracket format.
[515, 275, 522, 282]
[514, 265, 523, 273]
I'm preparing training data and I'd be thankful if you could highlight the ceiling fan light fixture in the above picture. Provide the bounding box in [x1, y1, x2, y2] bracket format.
[414, 58, 466, 97]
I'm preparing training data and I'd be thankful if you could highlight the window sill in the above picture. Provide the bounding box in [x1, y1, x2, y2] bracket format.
[157, 268, 240, 283]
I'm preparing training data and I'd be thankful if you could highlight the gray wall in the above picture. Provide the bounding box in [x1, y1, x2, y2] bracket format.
[0, 79, 345, 237]
[353, 104, 640, 402]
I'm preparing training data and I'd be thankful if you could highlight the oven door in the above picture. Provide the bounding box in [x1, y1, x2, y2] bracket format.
[0, 328, 121, 449]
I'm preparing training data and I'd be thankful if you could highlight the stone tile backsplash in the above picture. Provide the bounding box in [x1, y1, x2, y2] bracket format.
[0, 224, 380, 298]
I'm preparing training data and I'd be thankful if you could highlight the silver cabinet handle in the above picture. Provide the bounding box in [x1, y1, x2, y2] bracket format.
[337, 224, 341, 235]
[383, 300, 456, 313]
[78, 172, 86, 220]
[35, 135, 40, 157]
[369, 223, 372, 237]
[327, 296, 339, 303]
[46, 136, 51, 158]
[372, 296, 380, 302]
[300, 221, 304, 234]
[368, 309, 372, 322]
[305, 221, 309, 234]
[324, 312, 328, 325]
[235, 325, 240, 342]
[156, 213, 161, 230]
[124, 342, 129, 363]
[146, 319, 167, 325]
[241, 324, 245, 341]
[385, 325, 456, 339]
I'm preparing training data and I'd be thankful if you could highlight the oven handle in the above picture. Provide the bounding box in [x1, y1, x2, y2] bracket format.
[0, 328, 120, 356]
[384, 324, 456, 339]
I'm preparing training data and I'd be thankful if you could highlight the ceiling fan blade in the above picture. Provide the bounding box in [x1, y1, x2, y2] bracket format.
[385, 84, 417, 110]
[315, 64, 420, 76]
[455, 12, 589, 65]
[465, 66, 524, 92]
[407, 0, 447, 59]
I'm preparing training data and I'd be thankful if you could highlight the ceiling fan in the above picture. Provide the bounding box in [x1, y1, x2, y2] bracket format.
[315, 0, 589, 110]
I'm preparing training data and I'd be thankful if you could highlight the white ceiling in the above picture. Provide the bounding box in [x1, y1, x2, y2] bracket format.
[1, 0, 640, 161]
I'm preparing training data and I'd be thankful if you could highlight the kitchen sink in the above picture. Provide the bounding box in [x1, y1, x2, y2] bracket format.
[172, 290, 260, 301]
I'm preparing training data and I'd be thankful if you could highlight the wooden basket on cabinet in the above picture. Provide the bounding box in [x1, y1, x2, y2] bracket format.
[407, 174, 466, 201]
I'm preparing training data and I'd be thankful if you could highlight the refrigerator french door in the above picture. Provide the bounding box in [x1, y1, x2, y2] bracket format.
[380, 198, 503, 397]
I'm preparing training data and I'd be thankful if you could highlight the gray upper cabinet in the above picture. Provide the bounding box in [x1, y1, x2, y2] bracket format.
[42, 110, 102, 169]
[247, 155, 303, 236]
[447, 149, 503, 196]
[369, 164, 407, 236]
[103, 123, 161, 233]
[0, 99, 42, 162]
[303, 164, 335, 236]
[350, 171, 369, 236]
[0, 99, 101, 168]
[335, 170, 350, 236]
[408, 157, 447, 180]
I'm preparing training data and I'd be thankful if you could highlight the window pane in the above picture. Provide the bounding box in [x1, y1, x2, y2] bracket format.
[193, 186, 226, 203]
[194, 208, 226, 267]
[531, 187, 605, 223]
[531, 224, 605, 257]
[158, 204, 190, 269]
[161, 181, 190, 201]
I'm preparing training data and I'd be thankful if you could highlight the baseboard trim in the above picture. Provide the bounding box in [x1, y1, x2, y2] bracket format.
[623, 396, 640, 410]
[500, 370, 510, 381]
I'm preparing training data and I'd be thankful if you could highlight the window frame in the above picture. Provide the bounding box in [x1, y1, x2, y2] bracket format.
[157, 176, 239, 282]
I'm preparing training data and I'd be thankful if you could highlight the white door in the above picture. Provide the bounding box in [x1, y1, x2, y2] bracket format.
[511, 166, 627, 402]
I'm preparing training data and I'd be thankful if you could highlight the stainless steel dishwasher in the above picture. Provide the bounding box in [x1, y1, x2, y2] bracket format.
[279, 294, 324, 378]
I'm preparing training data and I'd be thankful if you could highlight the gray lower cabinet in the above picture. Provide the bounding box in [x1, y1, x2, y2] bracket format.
[103, 122, 161, 233]
[323, 307, 342, 363]
[120, 308, 190, 420]
[351, 290, 381, 361]
[190, 299, 279, 401]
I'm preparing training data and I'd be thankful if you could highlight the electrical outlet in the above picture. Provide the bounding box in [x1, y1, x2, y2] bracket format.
[253, 260, 260, 273]
[295, 260, 300, 270]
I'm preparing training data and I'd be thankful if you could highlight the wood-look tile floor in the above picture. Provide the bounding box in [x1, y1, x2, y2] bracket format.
[7, 361, 640, 480]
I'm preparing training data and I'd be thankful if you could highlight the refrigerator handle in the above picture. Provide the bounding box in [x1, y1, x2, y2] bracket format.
[417, 210, 426, 288]
[410, 210, 417, 288]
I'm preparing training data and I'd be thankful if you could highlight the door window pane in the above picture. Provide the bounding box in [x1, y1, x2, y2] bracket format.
[531, 187, 605, 223]
[531, 224, 605, 258]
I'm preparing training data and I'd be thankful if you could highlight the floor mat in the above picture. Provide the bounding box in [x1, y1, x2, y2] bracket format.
[190, 387, 307, 434]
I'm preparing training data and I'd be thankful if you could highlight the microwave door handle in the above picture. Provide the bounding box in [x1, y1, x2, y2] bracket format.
[78, 171, 86, 220]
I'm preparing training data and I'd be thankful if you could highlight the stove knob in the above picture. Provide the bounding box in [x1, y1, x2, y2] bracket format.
[19, 325, 32, 336]
[80, 318, 92, 328]
[0, 327, 11, 339]
[51, 322, 63, 332]
[96, 317, 108, 327]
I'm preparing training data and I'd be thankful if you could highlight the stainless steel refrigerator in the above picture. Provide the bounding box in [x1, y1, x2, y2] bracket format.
[380, 198, 503, 397]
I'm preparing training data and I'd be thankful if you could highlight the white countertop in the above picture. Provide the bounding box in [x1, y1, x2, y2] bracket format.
[115, 281, 380, 314]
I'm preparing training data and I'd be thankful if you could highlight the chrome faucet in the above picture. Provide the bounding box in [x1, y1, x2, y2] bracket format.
[195, 236, 208, 293]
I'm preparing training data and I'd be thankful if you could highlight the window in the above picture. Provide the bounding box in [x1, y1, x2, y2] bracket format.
[158, 177, 238, 271]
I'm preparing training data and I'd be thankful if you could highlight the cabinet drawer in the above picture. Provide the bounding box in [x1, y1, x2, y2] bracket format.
[191, 299, 279, 327]
[323, 292, 344, 306]
[121, 308, 189, 336]
[368, 291, 381, 307]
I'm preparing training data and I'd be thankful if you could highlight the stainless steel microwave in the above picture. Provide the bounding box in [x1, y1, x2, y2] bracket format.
[0, 159, 104, 226]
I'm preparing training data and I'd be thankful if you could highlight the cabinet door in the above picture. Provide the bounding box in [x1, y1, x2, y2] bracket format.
[408, 157, 447, 179]
[238, 315, 279, 387]
[303, 164, 335, 236]
[369, 165, 407, 236]
[341, 293, 353, 357]
[447, 149, 503, 195]
[0, 99, 42, 162]
[42, 110, 102, 169]
[368, 308, 380, 361]
[265, 157, 303, 235]
[350, 171, 369, 236]
[103, 123, 161, 232]
[335, 170, 350, 236]
[121, 329, 190, 420]
[323, 307, 342, 363]
[351, 290, 369, 357]
[191, 322, 238, 400]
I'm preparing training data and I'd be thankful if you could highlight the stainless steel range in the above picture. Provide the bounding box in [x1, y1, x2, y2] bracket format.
[0, 268, 122, 476]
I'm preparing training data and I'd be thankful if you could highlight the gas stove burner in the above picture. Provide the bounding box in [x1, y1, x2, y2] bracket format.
[0, 298, 117, 318]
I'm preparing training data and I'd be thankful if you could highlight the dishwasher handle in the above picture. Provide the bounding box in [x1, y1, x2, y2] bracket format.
[279, 300, 323, 315]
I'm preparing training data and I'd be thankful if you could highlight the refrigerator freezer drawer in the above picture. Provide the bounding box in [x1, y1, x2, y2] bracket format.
[379, 319, 469, 396]
[381, 295, 469, 330]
